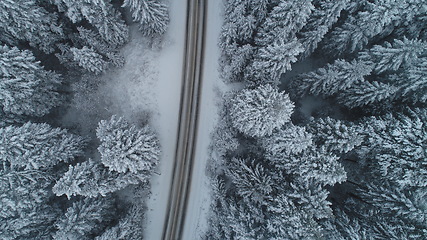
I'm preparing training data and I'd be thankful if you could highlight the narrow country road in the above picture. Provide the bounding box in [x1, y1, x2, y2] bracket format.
[162, 0, 207, 239]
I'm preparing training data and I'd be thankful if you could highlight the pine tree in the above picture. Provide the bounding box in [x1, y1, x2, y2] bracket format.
[0, 204, 60, 240]
[230, 85, 294, 137]
[77, 27, 125, 68]
[337, 81, 399, 108]
[276, 147, 347, 186]
[227, 159, 273, 204]
[53, 159, 148, 198]
[70, 47, 108, 75]
[255, 0, 314, 46]
[249, 39, 303, 86]
[122, 0, 169, 37]
[359, 37, 427, 74]
[363, 109, 427, 188]
[357, 183, 427, 226]
[97, 115, 160, 173]
[322, 0, 426, 57]
[261, 124, 313, 159]
[0, 122, 85, 170]
[53, 0, 129, 46]
[0, 45, 62, 117]
[298, 0, 350, 59]
[398, 57, 427, 104]
[95, 205, 145, 240]
[0, 0, 63, 53]
[307, 117, 365, 155]
[53, 197, 116, 240]
[0, 169, 52, 218]
[292, 59, 373, 98]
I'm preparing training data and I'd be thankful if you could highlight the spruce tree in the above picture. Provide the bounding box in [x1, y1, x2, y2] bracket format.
[230, 85, 294, 137]
[0, 0, 63, 53]
[53, 197, 116, 240]
[0, 122, 85, 170]
[97, 115, 160, 174]
[53, 159, 148, 198]
[122, 0, 169, 37]
[70, 47, 108, 75]
[0, 45, 62, 117]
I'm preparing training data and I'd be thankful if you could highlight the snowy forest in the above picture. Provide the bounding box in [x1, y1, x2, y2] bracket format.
[0, 0, 169, 239]
[206, 0, 427, 239]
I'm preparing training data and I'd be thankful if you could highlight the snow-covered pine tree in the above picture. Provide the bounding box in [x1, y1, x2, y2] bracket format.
[291, 59, 373, 99]
[307, 117, 365, 155]
[322, 0, 426, 57]
[230, 85, 294, 137]
[53, 159, 148, 198]
[53, 197, 116, 240]
[95, 205, 145, 240]
[298, 0, 350, 59]
[0, 204, 60, 240]
[97, 115, 160, 174]
[0, 169, 52, 218]
[359, 37, 427, 74]
[282, 147, 347, 186]
[363, 109, 427, 188]
[0, 0, 63, 53]
[70, 47, 108, 75]
[122, 0, 169, 37]
[0, 122, 85, 170]
[0, 45, 62, 117]
[53, 0, 129, 47]
[226, 158, 273, 204]
[261, 124, 313, 159]
[249, 39, 303, 86]
[357, 183, 427, 227]
[336, 81, 399, 108]
[399, 57, 427, 104]
[266, 192, 325, 239]
[77, 27, 125, 68]
[255, 0, 314, 46]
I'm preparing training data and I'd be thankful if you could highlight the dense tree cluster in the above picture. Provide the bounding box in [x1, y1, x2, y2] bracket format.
[0, 0, 168, 238]
[209, 0, 427, 239]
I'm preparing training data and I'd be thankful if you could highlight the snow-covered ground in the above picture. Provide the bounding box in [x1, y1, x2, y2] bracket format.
[181, 1, 225, 238]
[142, 0, 187, 239]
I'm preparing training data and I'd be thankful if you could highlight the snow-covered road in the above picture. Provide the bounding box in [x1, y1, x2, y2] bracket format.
[143, 0, 187, 239]
[181, 0, 224, 238]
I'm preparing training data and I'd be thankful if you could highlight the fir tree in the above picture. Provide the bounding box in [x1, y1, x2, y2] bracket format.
[230, 85, 294, 137]
[0, 0, 63, 53]
[0, 122, 85, 170]
[337, 81, 399, 108]
[359, 37, 427, 74]
[255, 0, 314, 46]
[97, 115, 160, 174]
[70, 47, 108, 75]
[122, 0, 169, 37]
[298, 0, 350, 59]
[0, 45, 62, 117]
[227, 158, 273, 204]
[323, 0, 426, 57]
[363, 109, 427, 188]
[53, 0, 129, 46]
[307, 117, 365, 155]
[292, 59, 372, 98]
[261, 124, 313, 159]
[53, 197, 116, 240]
[0, 204, 60, 240]
[95, 205, 145, 240]
[53, 159, 148, 198]
[249, 39, 303, 86]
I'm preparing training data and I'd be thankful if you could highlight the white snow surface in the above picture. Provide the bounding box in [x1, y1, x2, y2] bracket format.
[181, 1, 225, 239]
[142, 0, 187, 239]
